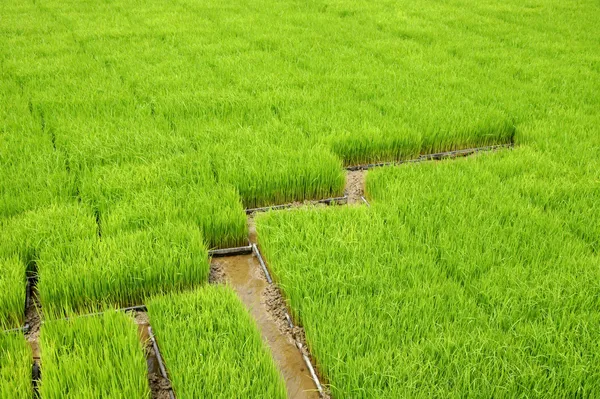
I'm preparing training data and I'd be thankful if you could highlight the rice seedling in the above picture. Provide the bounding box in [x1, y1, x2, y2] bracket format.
[100, 189, 248, 248]
[0, 204, 97, 327]
[80, 154, 247, 248]
[0, 256, 26, 330]
[0, 0, 599, 396]
[0, 332, 32, 398]
[212, 142, 345, 208]
[147, 286, 287, 398]
[38, 222, 208, 319]
[256, 152, 600, 398]
[79, 154, 216, 216]
[39, 310, 150, 398]
[327, 113, 515, 166]
[0, 133, 70, 220]
[2, 0, 554, 211]
[0, 203, 97, 264]
[55, 114, 194, 175]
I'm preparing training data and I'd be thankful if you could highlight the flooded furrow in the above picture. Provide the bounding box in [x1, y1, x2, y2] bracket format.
[212, 255, 320, 399]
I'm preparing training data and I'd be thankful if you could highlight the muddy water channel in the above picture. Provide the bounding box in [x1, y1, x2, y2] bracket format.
[212, 255, 320, 399]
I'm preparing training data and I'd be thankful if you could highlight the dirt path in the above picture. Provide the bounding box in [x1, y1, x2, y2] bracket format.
[345, 170, 366, 205]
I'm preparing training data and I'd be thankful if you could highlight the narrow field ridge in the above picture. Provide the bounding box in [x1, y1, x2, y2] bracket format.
[345, 170, 366, 205]
[135, 312, 176, 399]
[346, 143, 514, 171]
[246, 196, 348, 215]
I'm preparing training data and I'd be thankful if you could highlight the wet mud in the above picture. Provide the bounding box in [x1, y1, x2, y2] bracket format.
[209, 260, 226, 284]
[134, 312, 174, 399]
[212, 255, 321, 399]
[248, 216, 257, 244]
[263, 286, 306, 356]
[345, 170, 366, 205]
[24, 277, 41, 387]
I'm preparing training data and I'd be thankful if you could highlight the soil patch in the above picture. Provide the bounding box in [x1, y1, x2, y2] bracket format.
[24, 277, 41, 373]
[209, 260, 226, 284]
[248, 215, 257, 244]
[345, 170, 366, 205]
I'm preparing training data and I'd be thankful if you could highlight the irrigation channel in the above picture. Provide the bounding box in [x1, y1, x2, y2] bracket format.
[8, 143, 512, 398]
[211, 253, 322, 399]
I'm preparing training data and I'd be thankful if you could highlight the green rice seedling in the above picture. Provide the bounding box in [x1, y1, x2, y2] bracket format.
[147, 286, 287, 398]
[3, 0, 599, 166]
[101, 189, 248, 249]
[326, 113, 514, 166]
[212, 142, 345, 208]
[0, 203, 97, 264]
[3, 0, 598, 212]
[326, 126, 423, 167]
[0, 133, 70, 220]
[38, 222, 208, 319]
[416, 113, 516, 155]
[39, 310, 150, 398]
[1, 0, 600, 396]
[0, 203, 98, 328]
[0, 332, 32, 398]
[256, 155, 600, 399]
[80, 154, 247, 248]
[50, 110, 194, 174]
[0, 256, 26, 330]
[79, 154, 216, 216]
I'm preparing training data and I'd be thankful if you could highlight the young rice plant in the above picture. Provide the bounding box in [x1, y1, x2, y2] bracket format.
[147, 286, 287, 398]
[0, 332, 32, 398]
[38, 222, 209, 319]
[39, 310, 150, 398]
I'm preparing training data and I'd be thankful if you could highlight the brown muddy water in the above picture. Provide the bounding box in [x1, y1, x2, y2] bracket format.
[212, 255, 321, 399]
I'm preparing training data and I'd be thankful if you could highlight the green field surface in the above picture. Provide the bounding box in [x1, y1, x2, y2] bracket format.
[0, 203, 97, 328]
[257, 154, 600, 396]
[3, 0, 563, 217]
[0, 256, 26, 330]
[0, 332, 32, 398]
[79, 153, 247, 248]
[0, 203, 209, 320]
[2, 0, 597, 213]
[38, 222, 208, 319]
[39, 310, 150, 398]
[147, 286, 287, 398]
[0, 0, 599, 396]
